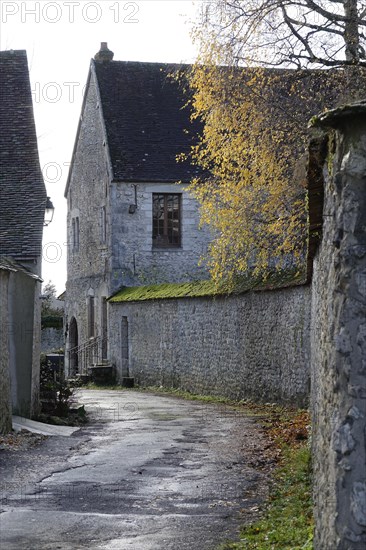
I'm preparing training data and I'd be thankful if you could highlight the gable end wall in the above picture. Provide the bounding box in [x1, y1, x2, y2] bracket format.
[65, 69, 111, 347]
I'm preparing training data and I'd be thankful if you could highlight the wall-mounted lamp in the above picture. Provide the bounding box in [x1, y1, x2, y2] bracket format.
[44, 196, 55, 226]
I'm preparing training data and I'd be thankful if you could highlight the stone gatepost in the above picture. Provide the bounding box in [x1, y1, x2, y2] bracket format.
[310, 101, 366, 549]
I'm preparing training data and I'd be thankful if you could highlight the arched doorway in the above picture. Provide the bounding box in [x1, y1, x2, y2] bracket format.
[69, 317, 78, 374]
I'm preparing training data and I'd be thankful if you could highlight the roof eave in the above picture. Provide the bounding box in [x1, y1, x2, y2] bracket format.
[111, 177, 192, 185]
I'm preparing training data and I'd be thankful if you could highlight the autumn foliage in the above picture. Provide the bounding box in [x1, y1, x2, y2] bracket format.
[177, 2, 365, 286]
[180, 38, 365, 286]
[183, 65, 323, 284]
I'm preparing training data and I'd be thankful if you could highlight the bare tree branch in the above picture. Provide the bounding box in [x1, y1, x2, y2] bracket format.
[203, 0, 366, 68]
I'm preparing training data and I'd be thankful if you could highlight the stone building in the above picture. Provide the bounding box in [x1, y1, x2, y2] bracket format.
[64, 44, 211, 375]
[64, 44, 357, 385]
[0, 50, 47, 429]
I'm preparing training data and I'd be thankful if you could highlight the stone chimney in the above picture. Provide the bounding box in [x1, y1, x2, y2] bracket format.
[94, 42, 114, 63]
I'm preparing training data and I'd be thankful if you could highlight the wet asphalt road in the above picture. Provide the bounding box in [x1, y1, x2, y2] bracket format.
[0, 390, 269, 549]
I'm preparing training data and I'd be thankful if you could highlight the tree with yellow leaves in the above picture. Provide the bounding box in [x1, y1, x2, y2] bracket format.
[183, 2, 365, 286]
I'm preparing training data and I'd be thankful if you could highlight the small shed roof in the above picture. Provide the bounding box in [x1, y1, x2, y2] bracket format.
[0, 256, 42, 281]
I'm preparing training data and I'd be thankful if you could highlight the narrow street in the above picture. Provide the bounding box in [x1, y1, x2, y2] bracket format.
[0, 390, 270, 550]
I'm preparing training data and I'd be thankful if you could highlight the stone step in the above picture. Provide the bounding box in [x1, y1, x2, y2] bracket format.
[87, 364, 115, 385]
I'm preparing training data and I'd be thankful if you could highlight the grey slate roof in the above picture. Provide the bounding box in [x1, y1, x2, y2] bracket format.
[93, 60, 203, 183]
[0, 50, 47, 260]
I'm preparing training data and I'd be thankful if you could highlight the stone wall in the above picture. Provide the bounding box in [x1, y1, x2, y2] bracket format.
[41, 327, 64, 354]
[8, 269, 37, 417]
[109, 284, 311, 406]
[110, 182, 210, 293]
[311, 105, 366, 549]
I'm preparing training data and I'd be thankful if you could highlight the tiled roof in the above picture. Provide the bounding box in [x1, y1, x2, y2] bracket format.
[93, 60, 203, 183]
[0, 50, 46, 260]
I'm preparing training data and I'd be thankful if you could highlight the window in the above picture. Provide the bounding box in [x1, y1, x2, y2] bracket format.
[152, 193, 181, 247]
[72, 217, 79, 252]
[100, 206, 106, 244]
[88, 296, 95, 338]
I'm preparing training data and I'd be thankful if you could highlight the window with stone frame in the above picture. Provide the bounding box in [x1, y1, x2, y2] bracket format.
[72, 216, 79, 252]
[100, 206, 107, 244]
[88, 296, 95, 338]
[152, 193, 181, 247]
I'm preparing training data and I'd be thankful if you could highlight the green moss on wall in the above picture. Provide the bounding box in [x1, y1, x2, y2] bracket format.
[109, 269, 305, 303]
[109, 280, 220, 303]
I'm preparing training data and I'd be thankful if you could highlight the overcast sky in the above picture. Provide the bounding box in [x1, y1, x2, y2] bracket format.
[0, 0, 205, 293]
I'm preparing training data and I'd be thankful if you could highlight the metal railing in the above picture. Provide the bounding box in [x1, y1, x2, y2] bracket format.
[67, 335, 108, 377]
